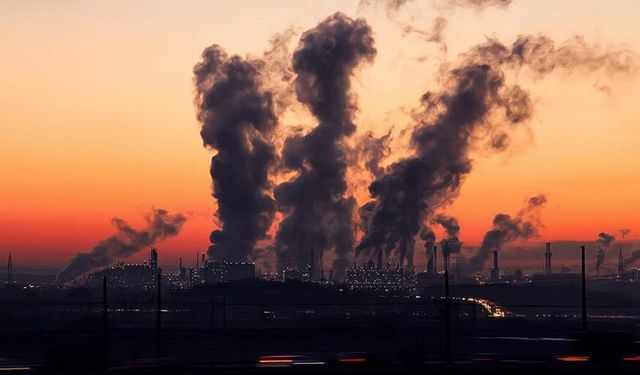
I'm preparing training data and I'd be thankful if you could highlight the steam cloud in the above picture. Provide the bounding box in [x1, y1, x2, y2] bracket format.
[194, 44, 278, 262]
[467, 194, 547, 274]
[274, 13, 376, 273]
[55, 209, 186, 285]
[356, 33, 633, 269]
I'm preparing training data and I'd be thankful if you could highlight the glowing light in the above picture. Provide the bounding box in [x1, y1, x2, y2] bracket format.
[338, 358, 367, 363]
[556, 356, 590, 362]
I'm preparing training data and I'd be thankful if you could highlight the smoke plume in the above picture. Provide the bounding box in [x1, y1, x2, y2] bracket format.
[595, 232, 615, 273]
[274, 13, 376, 272]
[467, 194, 547, 274]
[358, 128, 393, 179]
[194, 44, 278, 262]
[360, 0, 513, 13]
[402, 17, 448, 44]
[357, 33, 633, 269]
[434, 214, 462, 258]
[55, 209, 186, 285]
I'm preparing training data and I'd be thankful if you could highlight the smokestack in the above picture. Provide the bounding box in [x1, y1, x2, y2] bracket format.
[618, 248, 624, 278]
[150, 248, 158, 269]
[7, 253, 13, 285]
[433, 246, 437, 274]
[544, 242, 552, 275]
[491, 250, 500, 281]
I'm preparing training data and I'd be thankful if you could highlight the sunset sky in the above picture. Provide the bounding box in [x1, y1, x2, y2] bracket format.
[1, 0, 639, 270]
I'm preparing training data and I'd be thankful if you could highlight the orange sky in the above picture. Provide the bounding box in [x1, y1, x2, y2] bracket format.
[1, 0, 639, 268]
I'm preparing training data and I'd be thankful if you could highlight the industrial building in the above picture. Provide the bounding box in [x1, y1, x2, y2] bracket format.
[345, 261, 416, 292]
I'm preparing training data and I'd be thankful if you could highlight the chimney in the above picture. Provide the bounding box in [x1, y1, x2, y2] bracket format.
[544, 242, 552, 275]
[433, 245, 438, 274]
[7, 253, 13, 285]
[491, 250, 500, 281]
[618, 248, 624, 278]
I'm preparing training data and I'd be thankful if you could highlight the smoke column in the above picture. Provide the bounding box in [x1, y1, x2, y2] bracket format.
[595, 232, 615, 274]
[434, 214, 462, 259]
[359, 129, 393, 179]
[357, 34, 634, 268]
[274, 13, 376, 273]
[467, 194, 547, 274]
[55, 209, 186, 284]
[194, 45, 278, 262]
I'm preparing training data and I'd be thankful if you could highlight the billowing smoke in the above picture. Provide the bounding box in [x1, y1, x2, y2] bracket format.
[595, 232, 615, 274]
[357, 33, 634, 269]
[55, 209, 186, 285]
[194, 45, 278, 262]
[434, 214, 462, 258]
[358, 129, 393, 179]
[360, 0, 513, 13]
[274, 13, 376, 273]
[467, 194, 547, 274]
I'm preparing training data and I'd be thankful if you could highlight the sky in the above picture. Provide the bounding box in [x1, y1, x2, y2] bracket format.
[1, 0, 639, 271]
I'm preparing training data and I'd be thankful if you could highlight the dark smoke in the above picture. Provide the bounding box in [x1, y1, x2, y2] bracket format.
[358, 128, 393, 178]
[619, 228, 631, 239]
[434, 214, 462, 258]
[465, 35, 636, 78]
[55, 209, 186, 285]
[467, 194, 547, 274]
[194, 44, 278, 262]
[595, 232, 615, 273]
[357, 33, 634, 268]
[360, 0, 513, 13]
[402, 17, 448, 44]
[420, 226, 436, 255]
[275, 13, 376, 272]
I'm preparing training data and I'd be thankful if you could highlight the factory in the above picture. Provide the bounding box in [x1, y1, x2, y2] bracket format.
[85, 248, 159, 288]
[345, 261, 416, 292]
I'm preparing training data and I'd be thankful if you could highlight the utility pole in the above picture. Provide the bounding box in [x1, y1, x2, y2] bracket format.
[580, 246, 588, 331]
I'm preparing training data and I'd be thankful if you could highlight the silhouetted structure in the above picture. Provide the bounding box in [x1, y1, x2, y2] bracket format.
[618, 248, 624, 278]
[544, 242, 552, 275]
[490, 250, 500, 281]
[6, 253, 13, 285]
